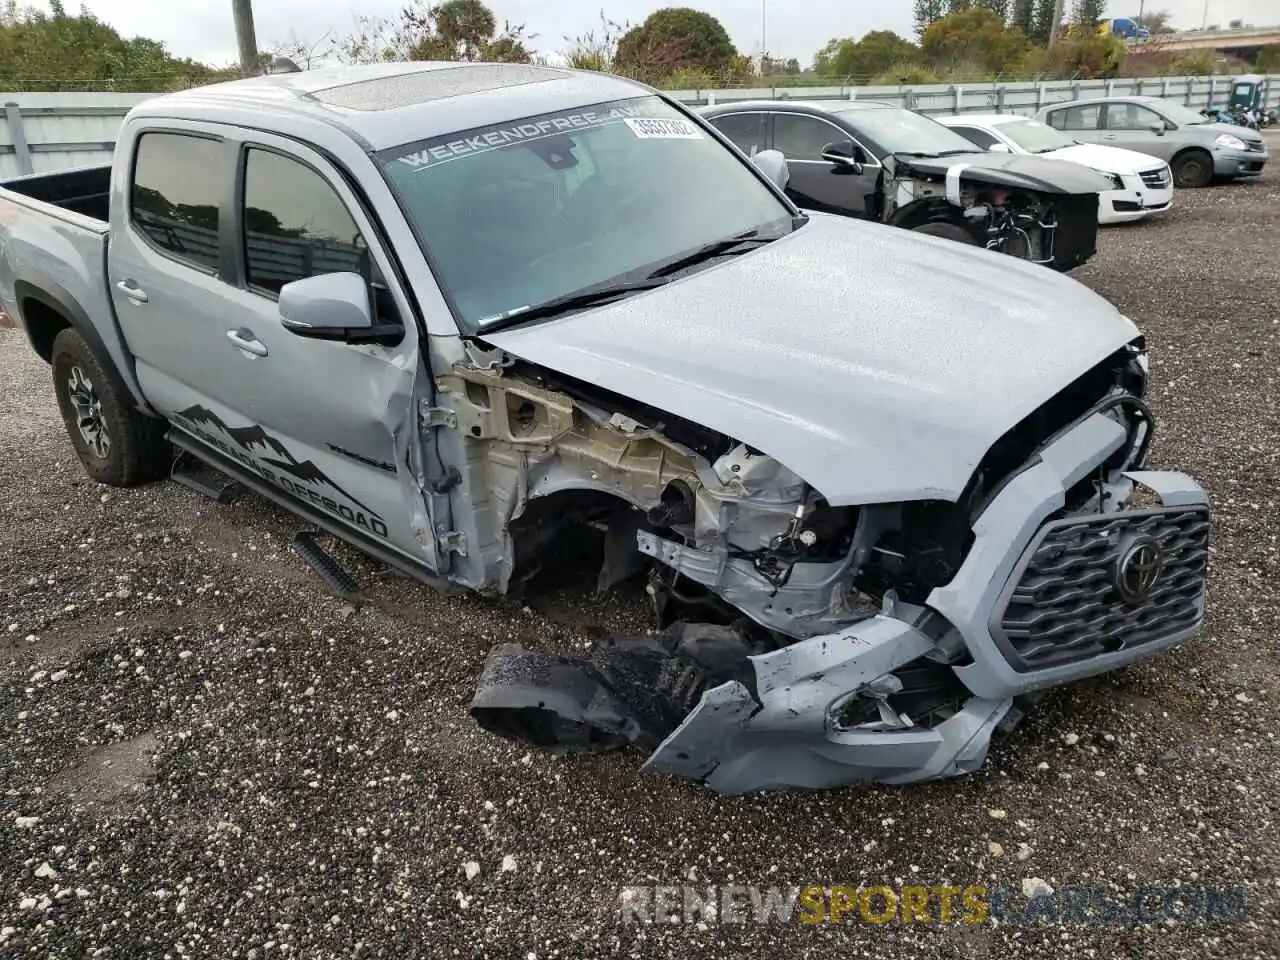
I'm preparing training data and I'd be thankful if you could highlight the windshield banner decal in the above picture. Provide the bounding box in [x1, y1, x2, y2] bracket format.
[392, 100, 691, 171]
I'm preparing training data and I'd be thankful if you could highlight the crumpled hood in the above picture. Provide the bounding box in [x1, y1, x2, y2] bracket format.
[893, 151, 1118, 194]
[483, 214, 1139, 506]
[1045, 143, 1168, 176]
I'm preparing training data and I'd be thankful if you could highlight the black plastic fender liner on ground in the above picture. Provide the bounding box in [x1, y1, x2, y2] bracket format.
[469, 622, 760, 756]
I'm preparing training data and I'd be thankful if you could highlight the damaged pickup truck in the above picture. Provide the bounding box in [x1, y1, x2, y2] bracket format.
[700, 99, 1114, 271]
[0, 62, 1210, 794]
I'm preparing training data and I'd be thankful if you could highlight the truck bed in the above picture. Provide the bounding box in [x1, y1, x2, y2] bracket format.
[2, 164, 111, 222]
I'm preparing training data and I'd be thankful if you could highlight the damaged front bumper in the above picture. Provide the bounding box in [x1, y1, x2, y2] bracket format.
[471, 410, 1209, 794]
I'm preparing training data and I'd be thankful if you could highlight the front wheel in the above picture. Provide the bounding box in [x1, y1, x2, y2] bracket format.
[51, 327, 170, 487]
[1171, 149, 1214, 189]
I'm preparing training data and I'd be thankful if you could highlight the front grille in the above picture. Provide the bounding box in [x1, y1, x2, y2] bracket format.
[991, 507, 1209, 672]
[1140, 166, 1170, 189]
[1244, 140, 1265, 153]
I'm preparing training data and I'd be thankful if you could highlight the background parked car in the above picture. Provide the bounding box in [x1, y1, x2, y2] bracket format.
[1035, 95, 1269, 188]
[936, 113, 1173, 225]
[700, 99, 1114, 272]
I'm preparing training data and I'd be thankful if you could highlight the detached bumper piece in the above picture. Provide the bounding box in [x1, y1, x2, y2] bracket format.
[470, 623, 760, 754]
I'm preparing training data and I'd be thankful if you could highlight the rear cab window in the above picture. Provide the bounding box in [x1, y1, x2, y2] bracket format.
[129, 132, 225, 273]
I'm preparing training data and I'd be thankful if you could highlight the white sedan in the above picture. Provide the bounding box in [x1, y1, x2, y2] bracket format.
[936, 113, 1174, 225]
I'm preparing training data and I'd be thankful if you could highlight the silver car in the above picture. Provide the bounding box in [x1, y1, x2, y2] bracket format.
[1035, 95, 1269, 188]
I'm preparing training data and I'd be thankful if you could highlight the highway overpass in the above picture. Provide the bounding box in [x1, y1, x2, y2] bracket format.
[1127, 25, 1279, 58]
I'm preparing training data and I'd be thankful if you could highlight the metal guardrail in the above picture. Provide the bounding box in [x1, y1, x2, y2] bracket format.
[0, 76, 1276, 177]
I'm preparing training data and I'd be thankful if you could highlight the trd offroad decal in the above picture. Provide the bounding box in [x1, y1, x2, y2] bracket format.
[171, 405, 389, 538]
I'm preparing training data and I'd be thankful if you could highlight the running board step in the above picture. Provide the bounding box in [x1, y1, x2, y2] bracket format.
[170, 451, 246, 504]
[294, 531, 363, 603]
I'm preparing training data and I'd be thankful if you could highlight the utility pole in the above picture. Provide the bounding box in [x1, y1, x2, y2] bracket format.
[759, 0, 768, 75]
[232, 0, 261, 77]
[1048, 0, 1066, 44]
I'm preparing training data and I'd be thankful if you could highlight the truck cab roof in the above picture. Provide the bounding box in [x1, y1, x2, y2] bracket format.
[134, 61, 654, 151]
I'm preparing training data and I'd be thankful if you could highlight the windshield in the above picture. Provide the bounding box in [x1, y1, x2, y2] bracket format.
[835, 106, 980, 156]
[1148, 99, 1211, 126]
[995, 118, 1076, 153]
[378, 95, 795, 333]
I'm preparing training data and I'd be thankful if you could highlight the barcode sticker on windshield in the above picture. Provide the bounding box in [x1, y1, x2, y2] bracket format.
[624, 118, 702, 140]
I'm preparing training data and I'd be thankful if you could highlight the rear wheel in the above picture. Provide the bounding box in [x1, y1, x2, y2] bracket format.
[1171, 149, 1213, 188]
[910, 221, 978, 245]
[51, 327, 170, 487]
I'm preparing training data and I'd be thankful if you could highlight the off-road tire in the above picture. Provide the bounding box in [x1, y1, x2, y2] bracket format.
[1171, 149, 1213, 189]
[50, 327, 170, 487]
[910, 221, 979, 245]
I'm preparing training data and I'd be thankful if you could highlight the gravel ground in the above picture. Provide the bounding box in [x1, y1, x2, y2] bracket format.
[2, 153, 1279, 959]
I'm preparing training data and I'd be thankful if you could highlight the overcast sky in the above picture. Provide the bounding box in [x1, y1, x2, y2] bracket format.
[30, 0, 1280, 68]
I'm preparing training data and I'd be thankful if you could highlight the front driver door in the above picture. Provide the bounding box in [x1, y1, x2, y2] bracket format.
[108, 123, 437, 571]
[770, 112, 881, 219]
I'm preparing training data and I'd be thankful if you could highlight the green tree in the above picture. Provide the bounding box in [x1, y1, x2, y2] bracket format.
[615, 8, 737, 84]
[1030, 0, 1060, 43]
[331, 0, 531, 65]
[0, 1, 230, 91]
[922, 8, 1029, 75]
[1010, 0, 1034, 34]
[813, 31, 921, 79]
[1257, 45, 1280, 71]
[1138, 10, 1176, 34]
[913, 0, 947, 39]
[561, 10, 629, 71]
[1072, 0, 1105, 28]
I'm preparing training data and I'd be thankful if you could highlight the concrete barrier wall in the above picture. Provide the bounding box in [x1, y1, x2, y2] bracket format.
[0, 74, 1276, 177]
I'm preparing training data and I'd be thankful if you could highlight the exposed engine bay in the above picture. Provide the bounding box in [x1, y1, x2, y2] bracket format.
[886, 155, 1101, 272]
[453, 337, 1200, 793]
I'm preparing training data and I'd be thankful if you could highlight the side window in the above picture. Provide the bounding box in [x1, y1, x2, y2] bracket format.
[772, 114, 846, 162]
[1056, 105, 1101, 131]
[952, 126, 1001, 149]
[241, 148, 374, 296]
[130, 132, 224, 272]
[1103, 103, 1161, 130]
[711, 113, 767, 156]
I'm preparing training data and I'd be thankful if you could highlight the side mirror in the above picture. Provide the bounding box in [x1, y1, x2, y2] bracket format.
[1149, 122, 1166, 136]
[750, 149, 790, 191]
[821, 140, 865, 174]
[278, 272, 400, 345]
[988, 142, 1012, 153]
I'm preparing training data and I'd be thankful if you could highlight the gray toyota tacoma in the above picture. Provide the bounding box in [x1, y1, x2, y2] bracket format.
[0, 62, 1210, 794]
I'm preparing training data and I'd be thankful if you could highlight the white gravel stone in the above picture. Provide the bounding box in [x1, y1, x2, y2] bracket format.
[1022, 878, 1054, 899]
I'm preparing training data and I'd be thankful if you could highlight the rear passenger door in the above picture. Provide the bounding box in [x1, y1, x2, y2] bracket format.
[1044, 103, 1105, 144]
[108, 121, 437, 571]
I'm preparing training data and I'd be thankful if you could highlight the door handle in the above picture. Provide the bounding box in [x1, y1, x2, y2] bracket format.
[115, 279, 149, 303]
[226, 328, 268, 358]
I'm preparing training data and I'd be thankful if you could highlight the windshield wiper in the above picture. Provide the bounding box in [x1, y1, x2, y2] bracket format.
[647, 229, 774, 279]
[479, 278, 672, 331]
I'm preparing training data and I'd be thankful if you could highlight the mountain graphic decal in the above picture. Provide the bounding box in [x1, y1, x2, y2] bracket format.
[174, 404, 382, 519]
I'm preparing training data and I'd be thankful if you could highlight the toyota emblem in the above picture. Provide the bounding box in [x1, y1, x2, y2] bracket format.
[1115, 535, 1164, 604]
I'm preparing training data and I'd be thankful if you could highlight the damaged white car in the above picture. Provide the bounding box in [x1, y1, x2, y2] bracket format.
[0, 62, 1210, 794]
